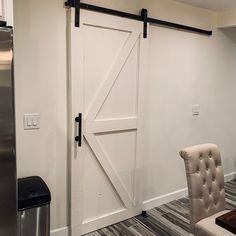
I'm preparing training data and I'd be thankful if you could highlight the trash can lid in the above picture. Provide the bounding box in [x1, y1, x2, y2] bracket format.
[18, 176, 51, 211]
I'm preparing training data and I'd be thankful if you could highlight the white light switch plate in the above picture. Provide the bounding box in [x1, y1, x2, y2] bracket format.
[192, 104, 200, 116]
[24, 113, 40, 130]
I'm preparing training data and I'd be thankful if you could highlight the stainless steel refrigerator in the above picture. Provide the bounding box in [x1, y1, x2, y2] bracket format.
[0, 27, 17, 236]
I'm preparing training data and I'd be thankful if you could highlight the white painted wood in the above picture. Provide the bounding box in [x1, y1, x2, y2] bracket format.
[0, 0, 3, 18]
[51, 227, 69, 236]
[0, 0, 14, 25]
[84, 133, 132, 208]
[85, 30, 140, 121]
[133, 29, 150, 207]
[85, 117, 138, 134]
[69, 9, 148, 235]
[71, 208, 140, 236]
[5, 0, 14, 26]
[68, 9, 85, 234]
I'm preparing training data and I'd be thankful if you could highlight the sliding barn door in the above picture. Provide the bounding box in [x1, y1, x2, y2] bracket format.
[69, 9, 148, 235]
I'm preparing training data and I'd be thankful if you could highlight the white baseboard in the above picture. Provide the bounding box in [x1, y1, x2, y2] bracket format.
[51, 227, 69, 236]
[143, 188, 188, 211]
[224, 171, 236, 182]
[143, 171, 236, 211]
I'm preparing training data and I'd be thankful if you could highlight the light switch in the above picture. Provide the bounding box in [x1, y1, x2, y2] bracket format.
[24, 113, 40, 130]
[192, 104, 200, 116]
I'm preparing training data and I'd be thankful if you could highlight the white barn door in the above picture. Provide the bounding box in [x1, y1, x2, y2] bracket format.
[69, 9, 148, 235]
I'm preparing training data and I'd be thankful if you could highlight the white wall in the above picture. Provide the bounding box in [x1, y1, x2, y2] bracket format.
[13, 0, 67, 231]
[13, 0, 236, 233]
[218, 9, 236, 28]
[143, 22, 236, 202]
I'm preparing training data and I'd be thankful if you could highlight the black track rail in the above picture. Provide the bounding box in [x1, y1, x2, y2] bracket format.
[65, 1, 212, 37]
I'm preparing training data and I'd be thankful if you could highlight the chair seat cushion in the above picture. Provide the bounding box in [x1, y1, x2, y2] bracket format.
[195, 210, 235, 236]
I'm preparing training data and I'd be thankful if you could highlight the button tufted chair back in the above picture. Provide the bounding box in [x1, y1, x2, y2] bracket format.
[179, 144, 226, 233]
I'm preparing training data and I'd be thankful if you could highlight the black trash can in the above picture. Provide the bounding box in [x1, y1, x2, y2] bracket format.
[18, 176, 51, 236]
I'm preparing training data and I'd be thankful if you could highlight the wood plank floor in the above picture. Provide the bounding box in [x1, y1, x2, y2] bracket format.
[85, 179, 236, 236]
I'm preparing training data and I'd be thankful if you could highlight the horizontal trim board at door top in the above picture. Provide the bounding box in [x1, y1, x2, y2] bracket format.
[50, 227, 69, 236]
[143, 171, 236, 211]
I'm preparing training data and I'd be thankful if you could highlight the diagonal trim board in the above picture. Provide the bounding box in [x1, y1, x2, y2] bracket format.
[85, 30, 140, 121]
[84, 133, 132, 208]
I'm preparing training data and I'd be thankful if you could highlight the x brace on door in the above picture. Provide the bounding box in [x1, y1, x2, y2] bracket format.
[65, 0, 213, 37]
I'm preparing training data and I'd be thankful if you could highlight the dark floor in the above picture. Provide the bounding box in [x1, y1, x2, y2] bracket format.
[85, 179, 236, 236]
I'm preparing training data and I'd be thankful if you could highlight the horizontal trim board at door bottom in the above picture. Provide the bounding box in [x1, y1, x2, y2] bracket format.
[143, 171, 236, 211]
[71, 208, 142, 235]
[51, 227, 69, 236]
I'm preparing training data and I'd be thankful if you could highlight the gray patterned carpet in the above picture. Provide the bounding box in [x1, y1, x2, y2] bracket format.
[85, 179, 236, 236]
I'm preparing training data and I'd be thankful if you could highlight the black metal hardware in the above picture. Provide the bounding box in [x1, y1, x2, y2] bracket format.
[65, 0, 80, 27]
[148, 17, 212, 36]
[141, 210, 148, 218]
[0, 21, 7, 27]
[65, 0, 75, 7]
[75, 113, 82, 147]
[79, 3, 142, 22]
[65, 1, 212, 37]
[141, 9, 148, 38]
[74, 0, 80, 27]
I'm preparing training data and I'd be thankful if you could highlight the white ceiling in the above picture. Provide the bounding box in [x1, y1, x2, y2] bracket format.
[174, 0, 236, 12]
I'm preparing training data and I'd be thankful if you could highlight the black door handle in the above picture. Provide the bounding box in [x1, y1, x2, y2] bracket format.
[75, 113, 82, 147]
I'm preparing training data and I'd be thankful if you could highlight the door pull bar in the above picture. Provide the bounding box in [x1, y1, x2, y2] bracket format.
[75, 113, 82, 147]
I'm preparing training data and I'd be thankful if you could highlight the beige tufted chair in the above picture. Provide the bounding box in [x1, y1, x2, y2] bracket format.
[179, 144, 234, 236]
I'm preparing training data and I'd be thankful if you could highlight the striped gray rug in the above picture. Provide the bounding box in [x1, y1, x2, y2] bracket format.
[85, 179, 236, 236]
